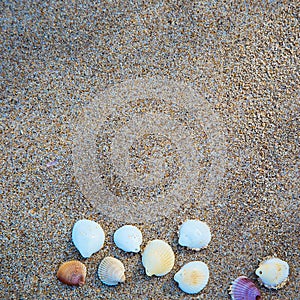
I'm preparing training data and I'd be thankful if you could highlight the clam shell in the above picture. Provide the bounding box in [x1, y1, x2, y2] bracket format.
[98, 257, 126, 286]
[174, 261, 209, 294]
[72, 219, 105, 258]
[57, 260, 87, 286]
[178, 220, 211, 250]
[142, 239, 175, 276]
[255, 257, 289, 289]
[113, 225, 143, 253]
[229, 276, 261, 300]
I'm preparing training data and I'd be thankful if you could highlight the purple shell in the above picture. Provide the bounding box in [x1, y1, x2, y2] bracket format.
[229, 276, 261, 300]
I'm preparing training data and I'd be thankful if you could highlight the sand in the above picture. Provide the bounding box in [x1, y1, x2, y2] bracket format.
[1, 1, 299, 299]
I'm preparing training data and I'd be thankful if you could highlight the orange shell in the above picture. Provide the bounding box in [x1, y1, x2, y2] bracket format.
[57, 260, 87, 286]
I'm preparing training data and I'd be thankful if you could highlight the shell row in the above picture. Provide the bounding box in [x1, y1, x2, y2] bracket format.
[57, 256, 290, 295]
[71, 219, 211, 258]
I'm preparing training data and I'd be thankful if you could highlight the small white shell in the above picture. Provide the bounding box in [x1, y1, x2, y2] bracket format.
[113, 225, 143, 253]
[142, 239, 175, 276]
[72, 219, 105, 258]
[255, 257, 289, 289]
[174, 261, 209, 294]
[98, 257, 125, 286]
[178, 220, 211, 250]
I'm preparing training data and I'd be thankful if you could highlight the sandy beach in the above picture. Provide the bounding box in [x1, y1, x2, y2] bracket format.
[1, 1, 299, 299]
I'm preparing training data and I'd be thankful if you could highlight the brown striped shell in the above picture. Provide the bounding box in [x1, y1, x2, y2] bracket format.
[57, 260, 87, 286]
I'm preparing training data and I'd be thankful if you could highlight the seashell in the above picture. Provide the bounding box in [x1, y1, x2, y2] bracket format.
[142, 239, 175, 276]
[113, 225, 143, 253]
[72, 219, 105, 258]
[255, 257, 289, 289]
[57, 260, 87, 286]
[174, 261, 209, 294]
[98, 256, 126, 286]
[178, 220, 211, 250]
[229, 276, 261, 300]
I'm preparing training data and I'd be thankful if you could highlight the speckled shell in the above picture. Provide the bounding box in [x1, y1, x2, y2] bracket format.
[178, 220, 211, 250]
[72, 219, 105, 258]
[98, 257, 125, 286]
[255, 257, 289, 289]
[174, 261, 209, 294]
[113, 225, 143, 253]
[229, 276, 261, 300]
[142, 239, 175, 276]
[57, 260, 87, 286]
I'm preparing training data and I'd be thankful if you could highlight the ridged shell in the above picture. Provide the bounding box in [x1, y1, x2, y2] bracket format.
[255, 257, 289, 289]
[98, 257, 126, 286]
[57, 260, 87, 286]
[229, 276, 261, 300]
[113, 225, 143, 253]
[142, 239, 175, 276]
[174, 261, 209, 294]
[72, 219, 105, 258]
[178, 220, 211, 250]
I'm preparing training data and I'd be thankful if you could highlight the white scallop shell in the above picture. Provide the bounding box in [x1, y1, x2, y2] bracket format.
[113, 225, 143, 253]
[174, 261, 209, 294]
[178, 220, 211, 250]
[98, 257, 125, 286]
[255, 257, 289, 289]
[142, 239, 175, 276]
[72, 219, 105, 258]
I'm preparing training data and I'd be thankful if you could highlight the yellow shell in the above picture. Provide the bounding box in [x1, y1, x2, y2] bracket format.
[57, 260, 87, 286]
[98, 257, 126, 286]
[142, 239, 175, 276]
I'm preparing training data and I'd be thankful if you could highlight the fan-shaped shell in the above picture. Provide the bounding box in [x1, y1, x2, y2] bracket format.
[229, 276, 261, 300]
[174, 261, 209, 294]
[57, 260, 87, 286]
[255, 257, 289, 289]
[113, 225, 143, 253]
[142, 239, 175, 276]
[178, 220, 211, 250]
[98, 257, 125, 286]
[72, 219, 105, 258]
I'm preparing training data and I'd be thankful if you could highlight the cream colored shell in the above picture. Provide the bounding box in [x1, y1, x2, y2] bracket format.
[174, 261, 209, 294]
[255, 257, 289, 289]
[142, 239, 175, 276]
[98, 257, 125, 286]
[178, 220, 211, 250]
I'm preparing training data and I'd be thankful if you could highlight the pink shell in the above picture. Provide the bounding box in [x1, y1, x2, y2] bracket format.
[229, 276, 261, 300]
